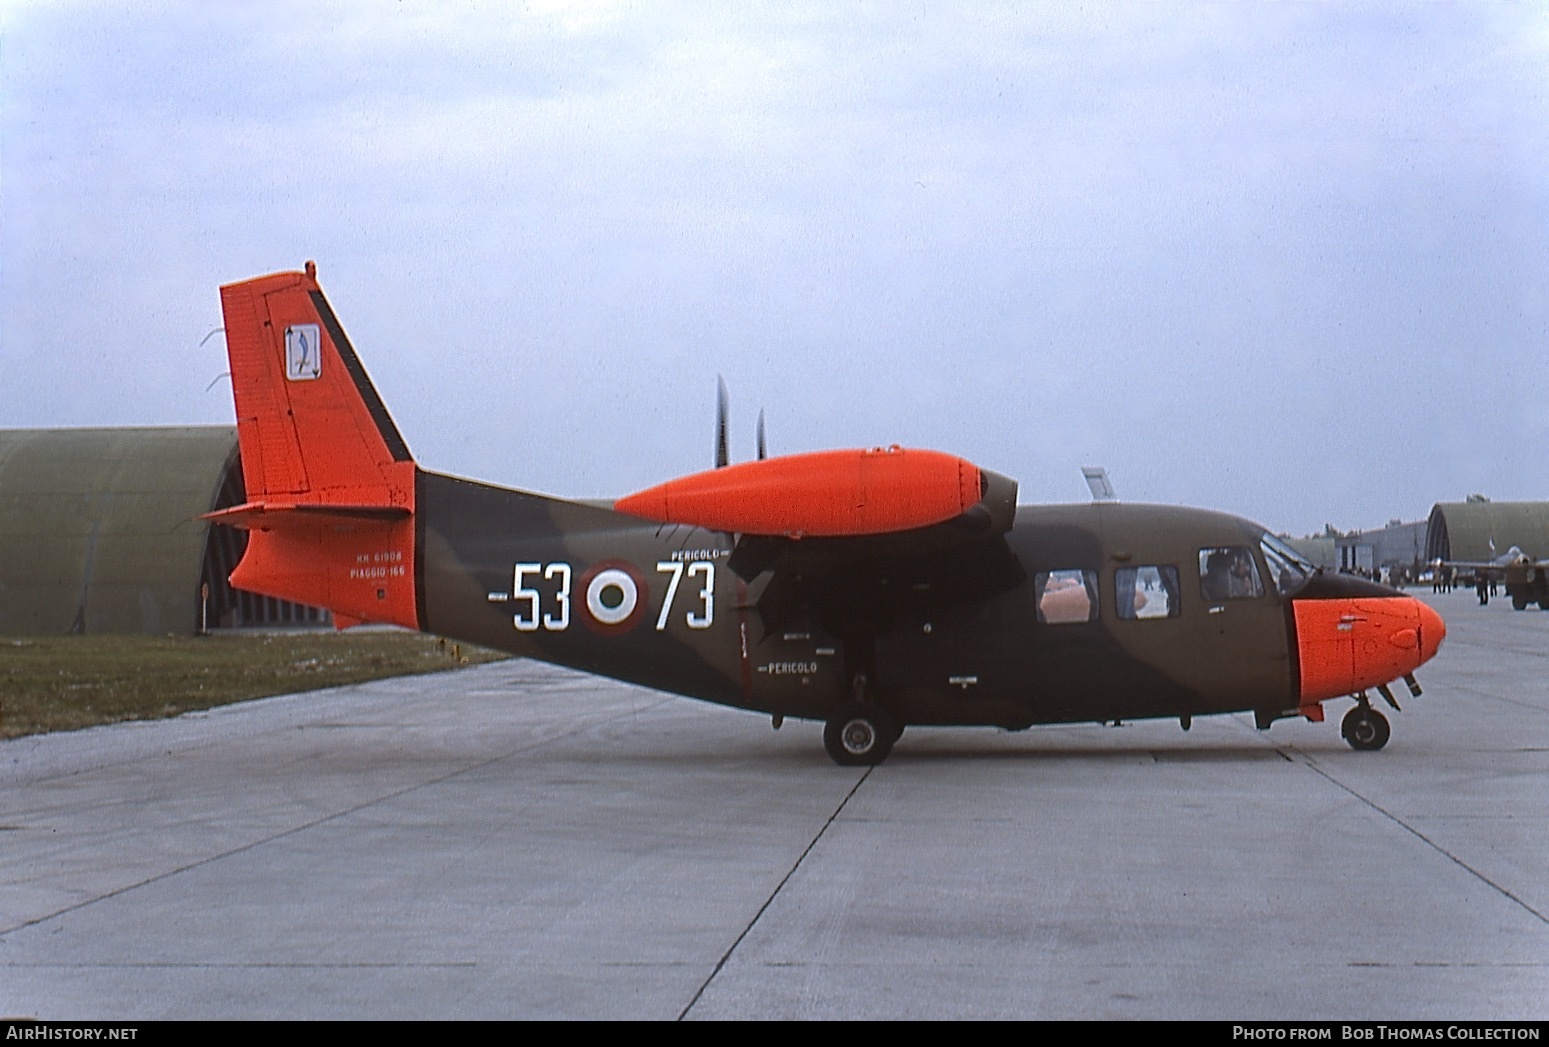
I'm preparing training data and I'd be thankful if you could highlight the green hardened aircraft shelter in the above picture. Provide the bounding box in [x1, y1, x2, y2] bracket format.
[0, 427, 323, 634]
[1425, 501, 1549, 563]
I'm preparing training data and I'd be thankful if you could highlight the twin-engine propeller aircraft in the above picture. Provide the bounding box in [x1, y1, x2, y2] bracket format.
[207, 264, 1445, 765]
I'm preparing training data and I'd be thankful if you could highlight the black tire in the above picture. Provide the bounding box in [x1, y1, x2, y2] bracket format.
[1513, 593, 1528, 611]
[823, 703, 898, 766]
[1341, 706, 1391, 752]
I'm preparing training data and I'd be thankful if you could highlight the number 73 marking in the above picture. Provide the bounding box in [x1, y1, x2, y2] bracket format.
[656, 561, 714, 630]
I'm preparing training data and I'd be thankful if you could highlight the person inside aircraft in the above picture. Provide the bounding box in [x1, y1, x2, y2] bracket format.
[1200, 546, 1263, 601]
[1201, 550, 1232, 601]
[1228, 548, 1260, 597]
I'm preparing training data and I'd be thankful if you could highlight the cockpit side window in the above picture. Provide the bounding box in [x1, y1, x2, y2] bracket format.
[1034, 569, 1099, 624]
[1199, 546, 1263, 601]
[1115, 565, 1181, 619]
[1259, 534, 1314, 596]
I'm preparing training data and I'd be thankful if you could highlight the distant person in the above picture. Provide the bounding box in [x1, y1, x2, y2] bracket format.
[1477, 573, 1489, 606]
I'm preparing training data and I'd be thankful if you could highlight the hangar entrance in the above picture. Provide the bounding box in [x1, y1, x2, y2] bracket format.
[199, 451, 329, 631]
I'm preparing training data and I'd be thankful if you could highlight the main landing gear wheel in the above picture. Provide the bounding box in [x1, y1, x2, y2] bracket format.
[1341, 706, 1391, 751]
[824, 703, 899, 766]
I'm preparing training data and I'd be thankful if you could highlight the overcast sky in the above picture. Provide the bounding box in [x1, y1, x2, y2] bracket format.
[4, 1, 1546, 536]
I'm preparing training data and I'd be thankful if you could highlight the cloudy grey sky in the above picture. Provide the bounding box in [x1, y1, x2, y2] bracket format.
[4, 1, 1546, 536]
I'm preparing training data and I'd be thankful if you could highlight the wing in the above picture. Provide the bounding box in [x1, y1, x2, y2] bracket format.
[1439, 557, 1549, 570]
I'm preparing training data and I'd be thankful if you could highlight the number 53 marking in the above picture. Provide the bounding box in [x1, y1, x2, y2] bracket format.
[511, 562, 571, 632]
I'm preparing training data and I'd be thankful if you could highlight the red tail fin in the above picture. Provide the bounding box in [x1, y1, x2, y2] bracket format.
[208, 263, 418, 630]
[219, 262, 414, 504]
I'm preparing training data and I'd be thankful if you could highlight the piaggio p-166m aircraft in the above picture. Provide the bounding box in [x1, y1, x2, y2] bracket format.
[207, 264, 1445, 765]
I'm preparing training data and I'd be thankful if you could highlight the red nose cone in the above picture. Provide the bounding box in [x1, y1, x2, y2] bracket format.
[1294, 595, 1448, 704]
[1416, 600, 1446, 665]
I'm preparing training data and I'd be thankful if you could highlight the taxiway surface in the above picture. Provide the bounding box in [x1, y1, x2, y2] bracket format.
[1, 590, 1545, 1019]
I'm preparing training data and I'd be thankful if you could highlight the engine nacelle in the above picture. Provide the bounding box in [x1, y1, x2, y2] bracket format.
[615, 446, 986, 537]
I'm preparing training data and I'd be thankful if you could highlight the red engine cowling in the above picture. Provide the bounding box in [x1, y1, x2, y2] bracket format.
[614, 446, 984, 537]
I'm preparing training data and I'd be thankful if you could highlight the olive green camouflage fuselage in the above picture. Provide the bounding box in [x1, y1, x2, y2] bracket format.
[416, 470, 1307, 730]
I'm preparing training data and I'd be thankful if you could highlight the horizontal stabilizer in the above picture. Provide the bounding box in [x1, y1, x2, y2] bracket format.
[203, 501, 412, 531]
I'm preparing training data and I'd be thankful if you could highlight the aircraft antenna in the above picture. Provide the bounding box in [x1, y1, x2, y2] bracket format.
[756, 408, 767, 461]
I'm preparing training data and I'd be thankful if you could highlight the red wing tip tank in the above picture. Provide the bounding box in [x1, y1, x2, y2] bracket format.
[207, 262, 1448, 766]
[614, 446, 984, 537]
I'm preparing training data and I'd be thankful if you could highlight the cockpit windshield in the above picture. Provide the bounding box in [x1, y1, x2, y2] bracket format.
[1259, 533, 1316, 596]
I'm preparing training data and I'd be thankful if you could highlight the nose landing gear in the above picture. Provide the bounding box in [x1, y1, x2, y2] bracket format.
[1341, 696, 1391, 751]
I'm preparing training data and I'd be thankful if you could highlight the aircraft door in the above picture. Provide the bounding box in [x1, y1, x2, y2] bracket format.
[1192, 545, 1292, 709]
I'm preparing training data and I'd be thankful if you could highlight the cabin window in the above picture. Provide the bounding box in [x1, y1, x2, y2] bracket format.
[1115, 565, 1181, 619]
[1034, 569, 1098, 624]
[1199, 546, 1263, 601]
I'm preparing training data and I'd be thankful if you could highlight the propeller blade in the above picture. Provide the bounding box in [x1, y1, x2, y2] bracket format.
[757, 408, 767, 461]
[715, 376, 730, 469]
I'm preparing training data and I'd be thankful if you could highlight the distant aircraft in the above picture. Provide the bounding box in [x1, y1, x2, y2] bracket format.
[205, 264, 1445, 764]
[1439, 545, 1549, 610]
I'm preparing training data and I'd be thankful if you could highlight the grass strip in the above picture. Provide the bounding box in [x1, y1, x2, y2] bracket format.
[0, 631, 506, 739]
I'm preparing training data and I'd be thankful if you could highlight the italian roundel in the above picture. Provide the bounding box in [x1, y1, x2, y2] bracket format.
[579, 560, 648, 634]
